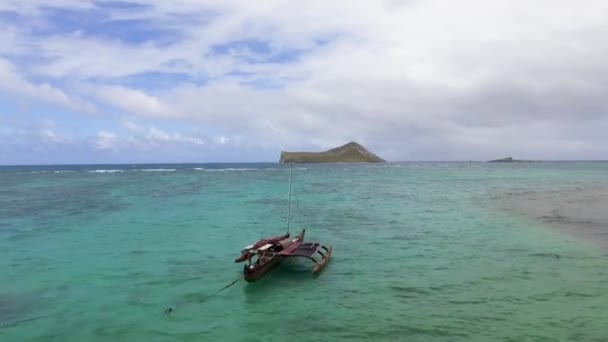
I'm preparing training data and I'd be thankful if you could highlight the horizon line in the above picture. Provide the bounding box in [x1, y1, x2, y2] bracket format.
[2, 160, 608, 167]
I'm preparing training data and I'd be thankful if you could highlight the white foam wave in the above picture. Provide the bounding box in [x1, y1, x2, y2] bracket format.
[139, 169, 176, 172]
[195, 168, 255, 172]
[89, 169, 123, 173]
[53, 170, 76, 173]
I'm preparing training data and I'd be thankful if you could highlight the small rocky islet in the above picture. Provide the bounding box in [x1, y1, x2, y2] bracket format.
[279, 142, 385, 163]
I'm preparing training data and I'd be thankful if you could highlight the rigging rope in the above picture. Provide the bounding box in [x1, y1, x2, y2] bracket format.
[292, 174, 305, 230]
[286, 163, 293, 234]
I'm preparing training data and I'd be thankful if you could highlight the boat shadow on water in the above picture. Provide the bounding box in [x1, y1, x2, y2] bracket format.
[242, 259, 328, 298]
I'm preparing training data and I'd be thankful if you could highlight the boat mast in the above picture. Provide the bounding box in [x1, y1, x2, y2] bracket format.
[286, 163, 293, 234]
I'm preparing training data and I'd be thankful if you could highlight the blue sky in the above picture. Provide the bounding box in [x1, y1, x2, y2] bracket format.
[1, 0, 607, 164]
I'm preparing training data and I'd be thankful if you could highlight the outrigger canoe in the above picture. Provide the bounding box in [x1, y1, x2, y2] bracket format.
[235, 228, 332, 282]
[234, 164, 332, 282]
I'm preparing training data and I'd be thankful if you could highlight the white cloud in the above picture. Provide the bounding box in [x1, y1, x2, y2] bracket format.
[0, 120, 74, 157]
[214, 136, 229, 145]
[95, 130, 119, 150]
[95, 85, 171, 117]
[39, 128, 68, 144]
[0, 58, 95, 113]
[148, 126, 170, 141]
[2, 0, 608, 160]
[116, 121, 213, 149]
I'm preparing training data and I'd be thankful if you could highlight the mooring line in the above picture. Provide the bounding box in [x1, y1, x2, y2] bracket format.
[164, 276, 241, 314]
[198, 277, 241, 303]
[0, 315, 48, 328]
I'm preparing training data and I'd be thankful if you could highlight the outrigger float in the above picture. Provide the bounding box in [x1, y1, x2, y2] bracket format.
[234, 166, 332, 282]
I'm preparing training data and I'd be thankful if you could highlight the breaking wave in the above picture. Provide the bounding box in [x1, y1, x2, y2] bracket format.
[89, 170, 123, 173]
[194, 168, 256, 172]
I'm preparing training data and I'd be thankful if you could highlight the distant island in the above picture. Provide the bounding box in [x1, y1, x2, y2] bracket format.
[280, 142, 386, 163]
[487, 157, 536, 162]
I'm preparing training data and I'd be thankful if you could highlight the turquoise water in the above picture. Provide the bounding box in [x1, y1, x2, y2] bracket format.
[1, 162, 608, 341]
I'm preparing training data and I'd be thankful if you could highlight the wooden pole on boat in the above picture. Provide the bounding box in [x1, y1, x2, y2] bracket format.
[287, 163, 293, 234]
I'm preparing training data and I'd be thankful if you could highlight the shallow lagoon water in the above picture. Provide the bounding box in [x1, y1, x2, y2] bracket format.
[1, 162, 607, 341]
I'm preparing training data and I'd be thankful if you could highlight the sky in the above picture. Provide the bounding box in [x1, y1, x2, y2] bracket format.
[1, 0, 607, 164]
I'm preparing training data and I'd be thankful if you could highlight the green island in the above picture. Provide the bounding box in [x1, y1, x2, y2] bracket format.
[487, 157, 537, 163]
[280, 142, 385, 163]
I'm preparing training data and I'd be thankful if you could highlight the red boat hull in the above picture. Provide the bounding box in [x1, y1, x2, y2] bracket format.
[242, 229, 306, 282]
[243, 256, 285, 282]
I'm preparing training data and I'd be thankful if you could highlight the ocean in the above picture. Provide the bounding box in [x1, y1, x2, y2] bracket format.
[1, 162, 607, 341]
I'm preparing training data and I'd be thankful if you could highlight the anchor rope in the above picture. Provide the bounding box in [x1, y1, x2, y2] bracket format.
[164, 276, 241, 314]
[197, 277, 241, 303]
[0, 315, 48, 328]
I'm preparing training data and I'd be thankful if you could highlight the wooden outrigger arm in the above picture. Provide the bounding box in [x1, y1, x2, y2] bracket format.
[279, 241, 333, 275]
